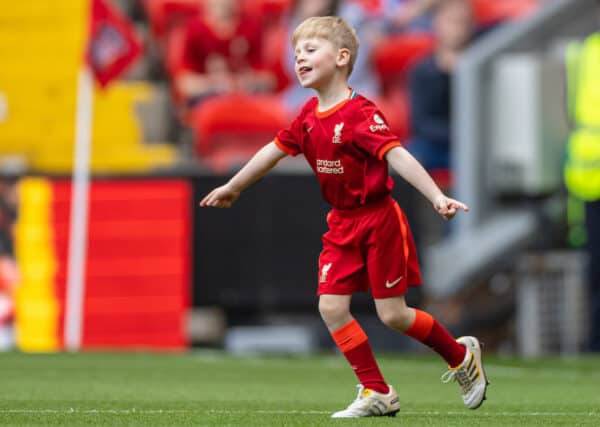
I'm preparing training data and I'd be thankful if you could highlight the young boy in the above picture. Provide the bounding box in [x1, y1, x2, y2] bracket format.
[200, 16, 488, 418]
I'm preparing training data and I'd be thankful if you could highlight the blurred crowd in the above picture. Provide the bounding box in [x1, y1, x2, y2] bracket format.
[121, 0, 537, 172]
[0, 179, 18, 350]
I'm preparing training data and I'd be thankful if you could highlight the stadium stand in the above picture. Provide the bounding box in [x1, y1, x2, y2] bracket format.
[138, 0, 545, 169]
[471, 0, 540, 28]
[0, 1, 177, 174]
[15, 177, 191, 351]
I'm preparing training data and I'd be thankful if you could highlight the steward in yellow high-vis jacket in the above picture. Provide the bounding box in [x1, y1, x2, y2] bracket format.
[565, 23, 600, 351]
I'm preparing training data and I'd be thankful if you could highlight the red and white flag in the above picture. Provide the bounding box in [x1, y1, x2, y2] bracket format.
[86, 0, 142, 88]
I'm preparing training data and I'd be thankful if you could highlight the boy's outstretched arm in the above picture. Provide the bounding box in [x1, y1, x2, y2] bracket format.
[384, 146, 469, 220]
[200, 142, 288, 208]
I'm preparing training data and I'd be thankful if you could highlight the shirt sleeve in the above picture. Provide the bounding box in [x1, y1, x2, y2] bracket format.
[354, 102, 402, 160]
[274, 110, 305, 156]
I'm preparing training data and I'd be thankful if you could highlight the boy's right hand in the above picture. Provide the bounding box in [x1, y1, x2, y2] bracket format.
[199, 184, 240, 208]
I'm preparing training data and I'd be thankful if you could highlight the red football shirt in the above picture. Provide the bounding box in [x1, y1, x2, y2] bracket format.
[181, 15, 264, 74]
[275, 91, 402, 210]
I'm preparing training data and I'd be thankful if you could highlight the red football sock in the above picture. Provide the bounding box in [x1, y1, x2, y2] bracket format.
[403, 309, 466, 368]
[331, 319, 389, 394]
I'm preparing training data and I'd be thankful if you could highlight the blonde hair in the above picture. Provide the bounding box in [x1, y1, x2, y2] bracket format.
[292, 16, 359, 76]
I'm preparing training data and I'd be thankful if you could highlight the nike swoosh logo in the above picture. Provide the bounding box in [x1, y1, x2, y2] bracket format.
[385, 276, 403, 288]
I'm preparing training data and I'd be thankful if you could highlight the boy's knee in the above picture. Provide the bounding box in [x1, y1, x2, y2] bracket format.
[318, 298, 349, 323]
[378, 307, 413, 331]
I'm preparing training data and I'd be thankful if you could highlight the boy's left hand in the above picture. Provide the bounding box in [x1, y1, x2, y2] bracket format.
[433, 195, 469, 220]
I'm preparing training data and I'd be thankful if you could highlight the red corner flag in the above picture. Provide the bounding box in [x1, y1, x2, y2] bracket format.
[87, 0, 142, 88]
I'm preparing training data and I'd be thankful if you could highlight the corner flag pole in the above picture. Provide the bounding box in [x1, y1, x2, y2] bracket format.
[63, 0, 142, 351]
[64, 65, 94, 351]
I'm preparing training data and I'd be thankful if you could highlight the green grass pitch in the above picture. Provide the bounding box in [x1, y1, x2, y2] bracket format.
[0, 351, 599, 426]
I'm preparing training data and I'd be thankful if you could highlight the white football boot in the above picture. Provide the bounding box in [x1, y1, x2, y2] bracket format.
[331, 384, 400, 418]
[441, 336, 489, 409]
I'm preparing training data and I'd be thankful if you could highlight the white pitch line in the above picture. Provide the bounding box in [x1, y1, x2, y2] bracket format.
[0, 409, 599, 417]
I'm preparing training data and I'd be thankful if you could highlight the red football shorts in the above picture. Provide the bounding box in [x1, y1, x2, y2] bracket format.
[317, 196, 422, 298]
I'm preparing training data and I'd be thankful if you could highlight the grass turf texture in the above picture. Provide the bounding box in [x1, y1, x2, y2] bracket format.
[0, 351, 599, 426]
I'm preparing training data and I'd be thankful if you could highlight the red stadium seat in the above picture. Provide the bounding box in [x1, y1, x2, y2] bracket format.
[189, 94, 288, 171]
[470, 0, 539, 27]
[373, 89, 411, 143]
[372, 32, 434, 92]
[243, 0, 292, 25]
[143, 0, 203, 41]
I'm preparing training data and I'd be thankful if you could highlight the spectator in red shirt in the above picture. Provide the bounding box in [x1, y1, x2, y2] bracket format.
[175, 0, 276, 107]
